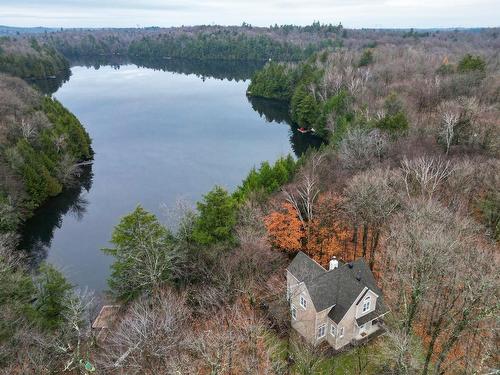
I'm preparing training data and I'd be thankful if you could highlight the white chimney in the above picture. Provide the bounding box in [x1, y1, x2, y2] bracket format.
[329, 257, 339, 270]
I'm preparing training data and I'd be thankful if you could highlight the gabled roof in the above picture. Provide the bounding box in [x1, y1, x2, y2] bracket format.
[356, 299, 389, 326]
[287, 251, 325, 284]
[287, 252, 386, 323]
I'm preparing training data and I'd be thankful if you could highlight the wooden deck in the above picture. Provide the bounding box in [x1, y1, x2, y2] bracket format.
[92, 305, 120, 329]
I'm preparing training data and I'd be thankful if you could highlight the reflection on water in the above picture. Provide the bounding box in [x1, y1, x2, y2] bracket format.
[29, 68, 72, 95]
[247, 95, 324, 156]
[67, 55, 264, 83]
[20, 165, 93, 269]
[21, 58, 322, 291]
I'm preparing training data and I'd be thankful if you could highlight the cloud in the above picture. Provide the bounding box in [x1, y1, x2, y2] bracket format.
[0, 0, 498, 28]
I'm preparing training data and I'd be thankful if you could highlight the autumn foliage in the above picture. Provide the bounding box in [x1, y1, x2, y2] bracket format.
[264, 202, 304, 252]
[305, 193, 352, 265]
[265, 193, 365, 267]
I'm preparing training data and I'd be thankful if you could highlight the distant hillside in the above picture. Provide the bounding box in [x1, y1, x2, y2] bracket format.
[0, 25, 58, 35]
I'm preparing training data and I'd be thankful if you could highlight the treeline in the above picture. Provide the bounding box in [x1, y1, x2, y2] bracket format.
[47, 32, 129, 57]
[128, 33, 336, 61]
[0, 37, 69, 79]
[44, 30, 337, 61]
[0, 75, 92, 229]
[132, 57, 264, 82]
[37, 24, 344, 61]
[269, 21, 344, 35]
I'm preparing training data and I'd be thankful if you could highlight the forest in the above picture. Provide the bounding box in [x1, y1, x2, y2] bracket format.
[0, 36, 69, 79]
[34, 24, 343, 62]
[0, 25, 498, 374]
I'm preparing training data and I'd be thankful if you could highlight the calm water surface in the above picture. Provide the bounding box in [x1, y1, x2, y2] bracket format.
[21, 61, 320, 292]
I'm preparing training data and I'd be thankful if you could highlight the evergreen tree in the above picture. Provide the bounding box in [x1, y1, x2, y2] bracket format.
[291, 85, 319, 127]
[376, 93, 409, 135]
[458, 54, 486, 73]
[32, 263, 72, 330]
[233, 155, 296, 202]
[103, 206, 176, 301]
[358, 49, 374, 67]
[193, 186, 237, 245]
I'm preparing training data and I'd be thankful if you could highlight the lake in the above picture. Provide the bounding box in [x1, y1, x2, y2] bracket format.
[21, 60, 321, 292]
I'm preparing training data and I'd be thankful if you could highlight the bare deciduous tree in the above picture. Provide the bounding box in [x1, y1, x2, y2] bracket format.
[437, 100, 461, 154]
[235, 199, 267, 248]
[283, 152, 324, 240]
[188, 305, 285, 374]
[289, 338, 328, 375]
[99, 289, 189, 374]
[339, 127, 388, 170]
[160, 196, 197, 240]
[400, 156, 454, 200]
[20, 118, 37, 140]
[376, 325, 424, 374]
[58, 288, 96, 373]
[56, 153, 82, 186]
[343, 168, 399, 267]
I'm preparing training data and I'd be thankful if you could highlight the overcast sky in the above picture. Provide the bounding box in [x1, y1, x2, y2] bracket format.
[0, 0, 498, 29]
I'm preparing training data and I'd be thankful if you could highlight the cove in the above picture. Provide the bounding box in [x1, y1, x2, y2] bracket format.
[21, 59, 322, 292]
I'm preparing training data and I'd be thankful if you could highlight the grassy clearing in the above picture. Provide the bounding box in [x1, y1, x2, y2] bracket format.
[264, 329, 388, 374]
[317, 343, 383, 374]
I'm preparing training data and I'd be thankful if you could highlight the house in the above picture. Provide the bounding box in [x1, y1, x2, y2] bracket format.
[286, 252, 389, 351]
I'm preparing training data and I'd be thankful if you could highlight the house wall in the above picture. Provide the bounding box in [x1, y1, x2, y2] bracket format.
[355, 289, 378, 318]
[287, 271, 317, 345]
[333, 301, 358, 349]
[314, 307, 332, 345]
[333, 289, 380, 350]
[326, 319, 338, 347]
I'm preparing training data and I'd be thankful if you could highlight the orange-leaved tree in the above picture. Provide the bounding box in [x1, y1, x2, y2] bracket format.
[306, 193, 353, 265]
[264, 202, 304, 252]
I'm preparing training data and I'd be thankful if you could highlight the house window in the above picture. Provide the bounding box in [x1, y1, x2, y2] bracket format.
[362, 296, 371, 313]
[330, 325, 336, 337]
[339, 327, 344, 337]
[317, 324, 326, 339]
[300, 295, 307, 309]
[291, 305, 297, 320]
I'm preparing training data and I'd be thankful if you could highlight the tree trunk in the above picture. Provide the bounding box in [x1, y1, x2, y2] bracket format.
[405, 282, 422, 336]
[434, 311, 469, 374]
[422, 316, 444, 375]
[362, 224, 368, 258]
[368, 230, 380, 270]
[352, 226, 358, 260]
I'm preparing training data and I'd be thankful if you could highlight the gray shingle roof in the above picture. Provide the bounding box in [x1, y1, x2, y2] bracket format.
[287, 251, 325, 284]
[288, 252, 387, 323]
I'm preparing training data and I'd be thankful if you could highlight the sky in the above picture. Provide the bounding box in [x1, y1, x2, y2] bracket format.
[0, 0, 498, 29]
